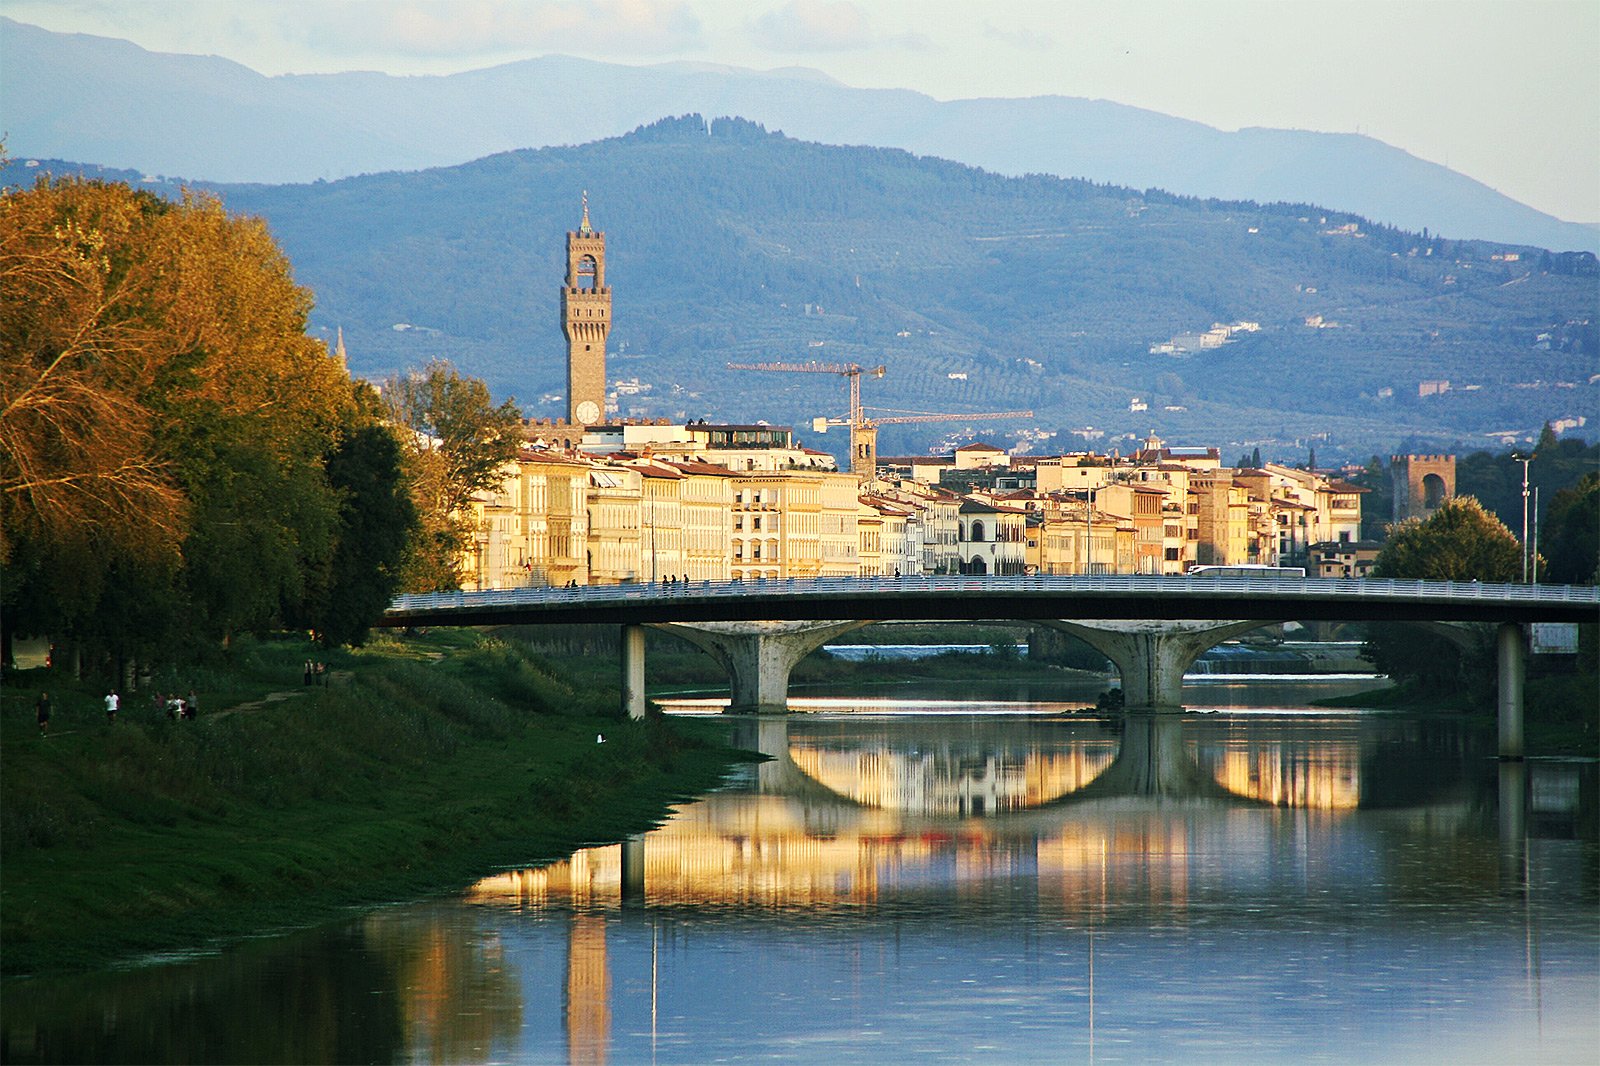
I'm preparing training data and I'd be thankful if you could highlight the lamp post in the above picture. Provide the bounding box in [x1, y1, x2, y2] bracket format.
[1512, 452, 1532, 582]
[1085, 489, 1093, 576]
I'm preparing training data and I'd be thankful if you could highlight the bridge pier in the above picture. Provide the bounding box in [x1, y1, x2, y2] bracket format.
[621, 624, 647, 720]
[1496, 622, 1525, 761]
[659, 620, 869, 714]
[1044, 619, 1267, 712]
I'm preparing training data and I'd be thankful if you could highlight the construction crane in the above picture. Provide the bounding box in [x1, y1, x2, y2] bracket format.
[726, 361, 885, 433]
[812, 409, 1035, 479]
[727, 361, 1032, 479]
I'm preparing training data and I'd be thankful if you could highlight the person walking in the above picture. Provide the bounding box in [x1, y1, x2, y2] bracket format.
[184, 689, 198, 720]
[105, 690, 119, 723]
[36, 691, 51, 735]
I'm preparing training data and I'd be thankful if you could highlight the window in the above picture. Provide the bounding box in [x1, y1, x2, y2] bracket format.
[970, 520, 987, 542]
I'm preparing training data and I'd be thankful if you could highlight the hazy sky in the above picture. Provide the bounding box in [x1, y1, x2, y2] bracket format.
[9, 0, 1598, 222]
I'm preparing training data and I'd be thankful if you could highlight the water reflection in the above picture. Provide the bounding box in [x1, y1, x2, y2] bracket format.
[4, 706, 1595, 1065]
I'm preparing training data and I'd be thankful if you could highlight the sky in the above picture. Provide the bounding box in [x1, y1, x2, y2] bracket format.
[7, 0, 1598, 223]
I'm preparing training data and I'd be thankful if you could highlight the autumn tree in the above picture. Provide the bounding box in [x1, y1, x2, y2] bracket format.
[2, 176, 409, 673]
[383, 361, 523, 592]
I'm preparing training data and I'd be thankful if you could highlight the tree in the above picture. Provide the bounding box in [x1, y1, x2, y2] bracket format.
[1, 176, 382, 673]
[297, 410, 418, 646]
[383, 361, 523, 591]
[1541, 473, 1598, 584]
[1371, 496, 1522, 582]
[0, 179, 187, 567]
[1365, 496, 1522, 700]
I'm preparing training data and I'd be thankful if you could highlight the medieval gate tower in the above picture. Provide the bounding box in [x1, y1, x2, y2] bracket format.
[1390, 454, 1456, 522]
[561, 193, 610, 426]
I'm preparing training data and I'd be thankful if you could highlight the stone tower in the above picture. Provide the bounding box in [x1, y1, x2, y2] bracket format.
[561, 192, 610, 426]
[1390, 454, 1456, 522]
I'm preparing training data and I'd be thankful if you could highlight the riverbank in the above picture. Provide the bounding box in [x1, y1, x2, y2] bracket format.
[1313, 676, 1597, 757]
[0, 632, 754, 978]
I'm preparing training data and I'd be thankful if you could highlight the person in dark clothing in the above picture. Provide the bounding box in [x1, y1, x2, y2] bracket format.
[36, 692, 51, 735]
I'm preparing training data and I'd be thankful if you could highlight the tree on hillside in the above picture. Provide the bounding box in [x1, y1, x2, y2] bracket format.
[383, 361, 523, 592]
[1541, 472, 1598, 584]
[1371, 496, 1523, 582]
[1349, 457, 1393, 541]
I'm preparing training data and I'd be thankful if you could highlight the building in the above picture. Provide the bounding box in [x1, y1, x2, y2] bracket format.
[1309, 540, 1382, 579]
[1391, 454, 1455, 522]
[561, 193, 610, 426]
[956, 499, 1027, 575]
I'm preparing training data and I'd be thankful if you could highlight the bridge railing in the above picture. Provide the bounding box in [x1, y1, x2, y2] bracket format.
[390, 574, 1600, 614]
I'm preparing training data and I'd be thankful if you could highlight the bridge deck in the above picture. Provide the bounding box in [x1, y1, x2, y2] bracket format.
[384, 575, 1600, 628]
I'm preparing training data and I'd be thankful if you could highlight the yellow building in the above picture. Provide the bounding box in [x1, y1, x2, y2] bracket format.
[584, 464, 642, 584]
[661, 459, 736, 582]
[1034, 496, 1129, 574]
[731, 472, 817, 580]
[818, 470, 863, 577]
[1191, 473, 1253, 567]
[462, 448, 589, 590]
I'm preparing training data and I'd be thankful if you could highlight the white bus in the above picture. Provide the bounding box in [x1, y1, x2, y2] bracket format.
[1186, 564, 1307, 579]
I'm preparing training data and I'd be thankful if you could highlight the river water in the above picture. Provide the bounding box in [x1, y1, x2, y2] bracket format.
[3, 680, 1596, 1065]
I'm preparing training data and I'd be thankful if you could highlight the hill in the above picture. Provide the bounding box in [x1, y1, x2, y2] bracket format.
[3, 17, 1595, 254]
[8, 117, 1596, 465]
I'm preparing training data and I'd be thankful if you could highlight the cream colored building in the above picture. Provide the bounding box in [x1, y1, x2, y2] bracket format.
[819, 471, 864, 578]
[585, 464, 643, 584]
[462, 448, 589, 590]
[731, 472, 817, 580]
[661, 459, 736, 582]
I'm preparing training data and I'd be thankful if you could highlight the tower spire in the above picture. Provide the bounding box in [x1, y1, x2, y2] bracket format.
[580, 190, 592, 234]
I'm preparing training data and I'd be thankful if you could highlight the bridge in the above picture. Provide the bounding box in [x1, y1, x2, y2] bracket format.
[383, 574, 1598, 759]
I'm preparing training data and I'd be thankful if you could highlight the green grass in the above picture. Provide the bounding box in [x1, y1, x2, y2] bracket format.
[1, 632, 753, 977]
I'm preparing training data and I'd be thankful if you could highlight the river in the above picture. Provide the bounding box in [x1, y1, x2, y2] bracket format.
[2, 679, 1596, 1064]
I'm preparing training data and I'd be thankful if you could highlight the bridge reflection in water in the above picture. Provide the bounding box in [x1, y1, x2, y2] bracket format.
[6, 710, 1579, 1066]
[468, 711, 1434, 915]
[453, 708, 1575, 1065]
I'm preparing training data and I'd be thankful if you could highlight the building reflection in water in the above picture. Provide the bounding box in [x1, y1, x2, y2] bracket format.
[470, 712, 1389, 920]
[566, 914, 610, 1066]
[1194, 721, 1362, 809]
[360, 911, 523, 1064]
[10, 711, 1586, 1066]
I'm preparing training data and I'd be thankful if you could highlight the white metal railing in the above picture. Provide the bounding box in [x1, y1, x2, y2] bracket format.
[389, 574, 1600, 615]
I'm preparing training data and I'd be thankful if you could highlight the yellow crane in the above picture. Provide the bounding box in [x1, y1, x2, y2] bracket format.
[727, 361, 1033, 478]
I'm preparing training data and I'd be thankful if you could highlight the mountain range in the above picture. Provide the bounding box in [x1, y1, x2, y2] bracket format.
[3, 17, 1594, 255]
[9, 116, 1592, 466]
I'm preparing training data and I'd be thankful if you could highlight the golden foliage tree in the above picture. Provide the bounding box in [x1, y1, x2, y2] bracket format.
[2, 176, 410, 671]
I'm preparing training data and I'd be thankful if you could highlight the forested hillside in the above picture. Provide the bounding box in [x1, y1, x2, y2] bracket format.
[12, 116, 1594, 464]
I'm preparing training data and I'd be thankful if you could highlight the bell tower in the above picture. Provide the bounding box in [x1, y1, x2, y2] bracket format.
[561, 192, 610, 426]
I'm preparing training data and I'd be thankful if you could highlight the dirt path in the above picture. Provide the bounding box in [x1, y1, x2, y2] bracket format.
[209, 671, 354, 720]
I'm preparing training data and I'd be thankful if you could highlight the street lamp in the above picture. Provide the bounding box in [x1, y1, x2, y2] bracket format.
[1512, 451, 1532, 583]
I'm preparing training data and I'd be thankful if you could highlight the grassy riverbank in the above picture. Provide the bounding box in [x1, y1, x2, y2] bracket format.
[1, 632, 753, 978]
[1314, 676, 1598, 757]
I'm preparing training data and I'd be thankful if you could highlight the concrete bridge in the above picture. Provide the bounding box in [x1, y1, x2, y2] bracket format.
[382, 574, 1598, 759]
